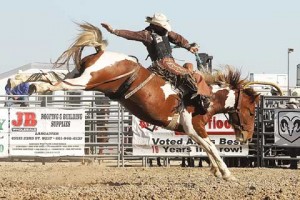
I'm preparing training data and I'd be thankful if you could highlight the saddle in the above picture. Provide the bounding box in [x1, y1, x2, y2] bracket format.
[182, 63, 211, 97]
[148, 61, 211, 114]
[149, 61, 211, 97]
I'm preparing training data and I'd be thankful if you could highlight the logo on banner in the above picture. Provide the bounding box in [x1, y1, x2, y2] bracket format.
[278, 113, 300, 143]
[207, 115, 234, 135]
[11, 112, 37, 132]
[139, 121, 158, 132]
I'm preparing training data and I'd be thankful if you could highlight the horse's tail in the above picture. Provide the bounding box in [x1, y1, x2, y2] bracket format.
[54, 22, 108, 71]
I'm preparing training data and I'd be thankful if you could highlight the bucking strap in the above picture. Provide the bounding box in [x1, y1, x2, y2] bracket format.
[125, 73, 155, 99]
[108, 68, 140, 100]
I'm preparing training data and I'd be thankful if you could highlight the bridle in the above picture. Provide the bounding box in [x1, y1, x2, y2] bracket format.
[224, 81, 283, 132]
[224, 89, 245, 132]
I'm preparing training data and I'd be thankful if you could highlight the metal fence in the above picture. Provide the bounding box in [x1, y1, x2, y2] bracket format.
[0, 93, 299, 168]
[257, 95, 300, 168]
[0, 92, 133, 166]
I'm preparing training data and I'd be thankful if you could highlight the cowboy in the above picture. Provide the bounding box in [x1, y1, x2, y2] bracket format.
[101, 13, 210, 112]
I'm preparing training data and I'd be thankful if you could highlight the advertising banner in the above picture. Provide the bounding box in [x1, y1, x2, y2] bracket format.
[0, 109, 9, 157]
[274, 109, 300, 146]
[132, 114, 249, 156]
[9, 108, 85, 156]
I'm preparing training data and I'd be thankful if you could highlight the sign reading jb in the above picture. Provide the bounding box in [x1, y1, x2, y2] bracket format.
[275, 109, 300, 146]
[11, 111, 37, 132]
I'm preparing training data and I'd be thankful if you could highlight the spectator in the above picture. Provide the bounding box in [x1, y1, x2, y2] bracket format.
[4, 78, 30, 107]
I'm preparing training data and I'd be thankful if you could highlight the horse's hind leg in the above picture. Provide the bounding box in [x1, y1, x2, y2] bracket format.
[13, 72, 67, 83]
[13, 73, 48, 82]
[30, 77, 87, 93]
[14, 73, 37, 82]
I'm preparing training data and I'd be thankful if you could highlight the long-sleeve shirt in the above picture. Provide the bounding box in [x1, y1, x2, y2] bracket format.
[113, 26, 192, 61]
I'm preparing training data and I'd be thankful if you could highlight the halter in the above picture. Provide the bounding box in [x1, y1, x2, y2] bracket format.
[224, 89, 245, 132]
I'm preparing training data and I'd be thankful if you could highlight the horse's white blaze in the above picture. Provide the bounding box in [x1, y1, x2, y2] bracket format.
[225, 90, 236, 108]
[68, 51, 137, 86]
[161, 83, 177, 100]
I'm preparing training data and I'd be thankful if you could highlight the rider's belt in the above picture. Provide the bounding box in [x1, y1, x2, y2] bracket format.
[153, 56, 174, 63]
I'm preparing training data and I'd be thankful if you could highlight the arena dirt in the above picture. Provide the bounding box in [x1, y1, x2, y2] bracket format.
[0, 161, 299, 200]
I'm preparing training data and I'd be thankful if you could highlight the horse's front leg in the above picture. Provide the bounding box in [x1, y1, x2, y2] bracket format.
[205, 151, 222, 178]
[180, 110, 236, 181]
[189, 133, 236, 181]
[201, 137, 237, 181]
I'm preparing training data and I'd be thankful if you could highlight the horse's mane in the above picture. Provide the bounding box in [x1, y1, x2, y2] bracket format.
[54, 22, 108, 70]
[203, 66, 257, 97]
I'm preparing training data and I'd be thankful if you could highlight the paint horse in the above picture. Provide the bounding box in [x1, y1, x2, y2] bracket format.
[11, 23, 276, 181]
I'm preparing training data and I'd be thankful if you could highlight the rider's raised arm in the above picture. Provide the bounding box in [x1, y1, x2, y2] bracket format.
[168, 31, 192, 51]
[114, 29, 152, 43]
[101, 23, 151, 43]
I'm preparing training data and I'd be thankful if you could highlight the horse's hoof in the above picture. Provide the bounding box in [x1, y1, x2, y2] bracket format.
[223, 175, 238, 182]
[210, 168, 222, 178]
[214, 171, 222, 178]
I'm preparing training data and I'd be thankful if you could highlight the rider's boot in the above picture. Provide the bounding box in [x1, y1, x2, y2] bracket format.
[178, 74, 210, 113]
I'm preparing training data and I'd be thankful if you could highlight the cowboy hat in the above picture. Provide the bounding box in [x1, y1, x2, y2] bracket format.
[145, 13, 172, 32]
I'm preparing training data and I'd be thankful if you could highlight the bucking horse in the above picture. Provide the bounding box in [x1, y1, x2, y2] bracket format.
[10, 22, 282, 181]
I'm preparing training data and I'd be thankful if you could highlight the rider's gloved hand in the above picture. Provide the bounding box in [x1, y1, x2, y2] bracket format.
[189, 46, 199, 54]
[101, 23, 114, 33]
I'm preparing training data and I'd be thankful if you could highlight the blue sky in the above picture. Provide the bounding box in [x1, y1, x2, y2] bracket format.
[1, 0, 299, 86]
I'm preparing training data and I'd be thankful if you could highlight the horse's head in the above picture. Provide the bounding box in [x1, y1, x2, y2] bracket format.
[227, 83, 282, 144]
[207, 67, 282, 144]
[227, 87, 260, 144]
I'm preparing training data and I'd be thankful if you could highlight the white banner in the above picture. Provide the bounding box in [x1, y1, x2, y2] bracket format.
[274, 109, 300, 146]
[0, 109, 9, 157]
[132, 114, 249, 156]
[9, 108, 85, 157]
